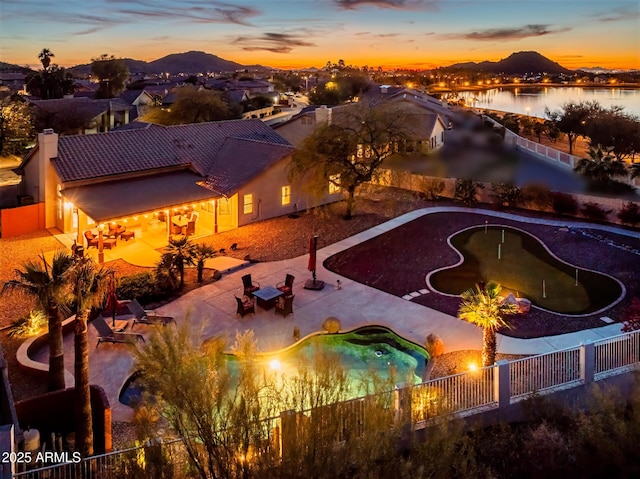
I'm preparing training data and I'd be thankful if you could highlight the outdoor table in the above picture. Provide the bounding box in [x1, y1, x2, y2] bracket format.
[252, 286, 284, 310]
[172, 215, 189, 227]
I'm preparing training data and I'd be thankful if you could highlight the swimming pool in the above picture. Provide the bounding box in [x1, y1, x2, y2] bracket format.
[119, 325, 430, 406]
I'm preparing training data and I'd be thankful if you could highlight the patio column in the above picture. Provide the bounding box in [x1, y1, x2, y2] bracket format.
[97, 224, 105, 263]
[214, 199, 218, 234]
[76, 209, 88, 245]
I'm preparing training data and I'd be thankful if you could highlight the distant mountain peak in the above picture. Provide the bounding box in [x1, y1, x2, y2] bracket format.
[444, 51, 573, 75]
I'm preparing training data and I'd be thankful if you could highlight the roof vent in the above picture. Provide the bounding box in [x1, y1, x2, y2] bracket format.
[43, 128, 54, 135]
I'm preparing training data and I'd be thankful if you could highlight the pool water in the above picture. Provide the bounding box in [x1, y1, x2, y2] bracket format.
[119, 326, 429, 406]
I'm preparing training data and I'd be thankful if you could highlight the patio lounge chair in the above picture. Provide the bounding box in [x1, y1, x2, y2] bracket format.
[275, 294, 294, 317]
[277, 274, 295, 296]
[236, 295, 256, 318]
[128, 299, 175, 329]
[84, 231, 99, 248]
[92, 316, 144, 347]
[242, 274, 260, 297]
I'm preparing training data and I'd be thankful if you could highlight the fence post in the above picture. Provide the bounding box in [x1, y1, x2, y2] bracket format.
[580, 341, 595, 384]
[394, 384, 412, 426]
[279, 410, 298, 462]
[493, 361, 510, 409]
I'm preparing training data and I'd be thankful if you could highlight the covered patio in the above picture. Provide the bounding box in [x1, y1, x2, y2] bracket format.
[58, 170, 239, 262]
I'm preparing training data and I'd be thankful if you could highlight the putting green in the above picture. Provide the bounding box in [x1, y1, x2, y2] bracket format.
[429, 226, 623, 315]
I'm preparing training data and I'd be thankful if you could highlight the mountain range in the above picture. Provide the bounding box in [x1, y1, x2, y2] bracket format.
[66, 51, 253, 76]
[444, 51, 574, 75]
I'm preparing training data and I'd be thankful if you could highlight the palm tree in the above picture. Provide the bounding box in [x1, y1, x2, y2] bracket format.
[193, 243, 216, 283]
[458, 281, 519, 367]
[574, 145, 628, 184]
[2, 251, 75, 390]
[65, 257, 111, 457]
[38, 48, 55, 70]
[160, 236, 195, 289]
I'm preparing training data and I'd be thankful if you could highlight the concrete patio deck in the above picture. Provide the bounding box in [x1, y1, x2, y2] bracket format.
[36, 207, 632, 422]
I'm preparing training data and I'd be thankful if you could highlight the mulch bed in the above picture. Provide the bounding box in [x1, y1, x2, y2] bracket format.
[324, 210, 640, 339]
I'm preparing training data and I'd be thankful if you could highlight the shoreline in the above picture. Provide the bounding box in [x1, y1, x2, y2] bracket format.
[429, 82, 640, 94]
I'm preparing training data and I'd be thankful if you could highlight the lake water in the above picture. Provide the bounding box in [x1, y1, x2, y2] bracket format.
[456, 87, 640, 119]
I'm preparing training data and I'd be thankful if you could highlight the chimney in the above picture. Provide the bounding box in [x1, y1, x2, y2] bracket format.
[36, 130, 59, 228]
[315, 105, 332, 124]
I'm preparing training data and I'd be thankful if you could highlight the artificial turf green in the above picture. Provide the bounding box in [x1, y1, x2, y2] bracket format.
[430, 226, 622, 314]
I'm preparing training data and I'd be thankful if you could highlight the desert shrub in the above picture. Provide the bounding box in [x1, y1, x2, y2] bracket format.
[551, 192, 578, 216]
[491, 183, 523, 207]
[617, 201, 640, 227]
[322, 316, 341, 333]
[7, 310, 47, 338]
[421, 177, 445, 200]
[522, 184, 552, 210]
[581, 202, 611, 221]
[117, 272, 171, 304]
[454, 179, 484, 206]
[621, 298, 640, 332]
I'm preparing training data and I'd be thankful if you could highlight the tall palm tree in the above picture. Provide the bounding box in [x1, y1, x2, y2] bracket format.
[574, 145, 628, 184]
[2, 251, 75, 390]
[193, 243, 216, 283]
[458, 281, 519, 367]
[65, 257, 111, 457]
[38, 48, 55, 70]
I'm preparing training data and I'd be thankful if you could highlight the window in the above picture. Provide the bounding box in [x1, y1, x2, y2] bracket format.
[329, 174, 341, 194]
[281, 186, 291, 205]
[243, 194, 253, 214]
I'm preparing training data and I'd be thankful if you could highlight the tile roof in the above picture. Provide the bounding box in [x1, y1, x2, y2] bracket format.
[200, 137, 294, 196]
[54, 119, 294, 184]
[29, 97, 131, 124]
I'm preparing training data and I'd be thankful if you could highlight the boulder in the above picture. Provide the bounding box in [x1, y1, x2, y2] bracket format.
[322, 317, 341, 334]
[426, 334, 444, 357]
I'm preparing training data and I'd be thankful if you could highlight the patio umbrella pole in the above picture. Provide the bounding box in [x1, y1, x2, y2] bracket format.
[304, 235, 325, 290]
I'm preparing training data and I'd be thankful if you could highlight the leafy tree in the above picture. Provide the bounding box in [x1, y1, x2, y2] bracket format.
[617, 202, 640, 227]
[65, 258, 111, 456]
[142, 87, 240, 125]
[454, 179, 484, 206]
[532, 121, 545, 142]
[193, 243, 216, 283]
[545, 100, 602, 154]
[158, 236, 195, 289]
[91, 54, 129, 98]
[458, 281, 518, 367]
[33, 102, 97, 136]
[0, 96, 34, 156]
[2, 251, 75, 390]
[574, 145, 627, 185]
[26, 65, 75, 100]
[587, 109, 640, 161]
[289, 101, 413, 219]
[38, 48, 55, 71]
[309, 75, 370, 105]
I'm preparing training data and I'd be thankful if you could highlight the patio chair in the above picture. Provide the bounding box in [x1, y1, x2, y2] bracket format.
[275, 294, 295, 317]
[84, 231, 99, 248]
[277, 274, 295, 296]
[235, 295, 255, 318]
[128, 299, 175, 329]
[108, 223, 126, 239]
[91, 316, 144, 347]
[185, 220, 196, 236]
[242, 274, 260, 297]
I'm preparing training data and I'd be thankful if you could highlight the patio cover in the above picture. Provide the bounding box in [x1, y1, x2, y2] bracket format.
[61, 170, 219, 222]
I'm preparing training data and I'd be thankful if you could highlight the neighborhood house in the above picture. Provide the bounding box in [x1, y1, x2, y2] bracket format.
[20, 119, 342, 249]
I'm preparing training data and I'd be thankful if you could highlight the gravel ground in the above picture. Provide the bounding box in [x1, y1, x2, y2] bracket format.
[324, 210, 640, 339]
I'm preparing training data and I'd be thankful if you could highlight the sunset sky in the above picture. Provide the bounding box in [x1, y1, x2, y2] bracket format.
[1, 0, 639, 71]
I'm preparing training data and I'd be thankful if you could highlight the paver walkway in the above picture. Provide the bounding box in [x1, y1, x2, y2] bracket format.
[42, 207, 635, 421]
